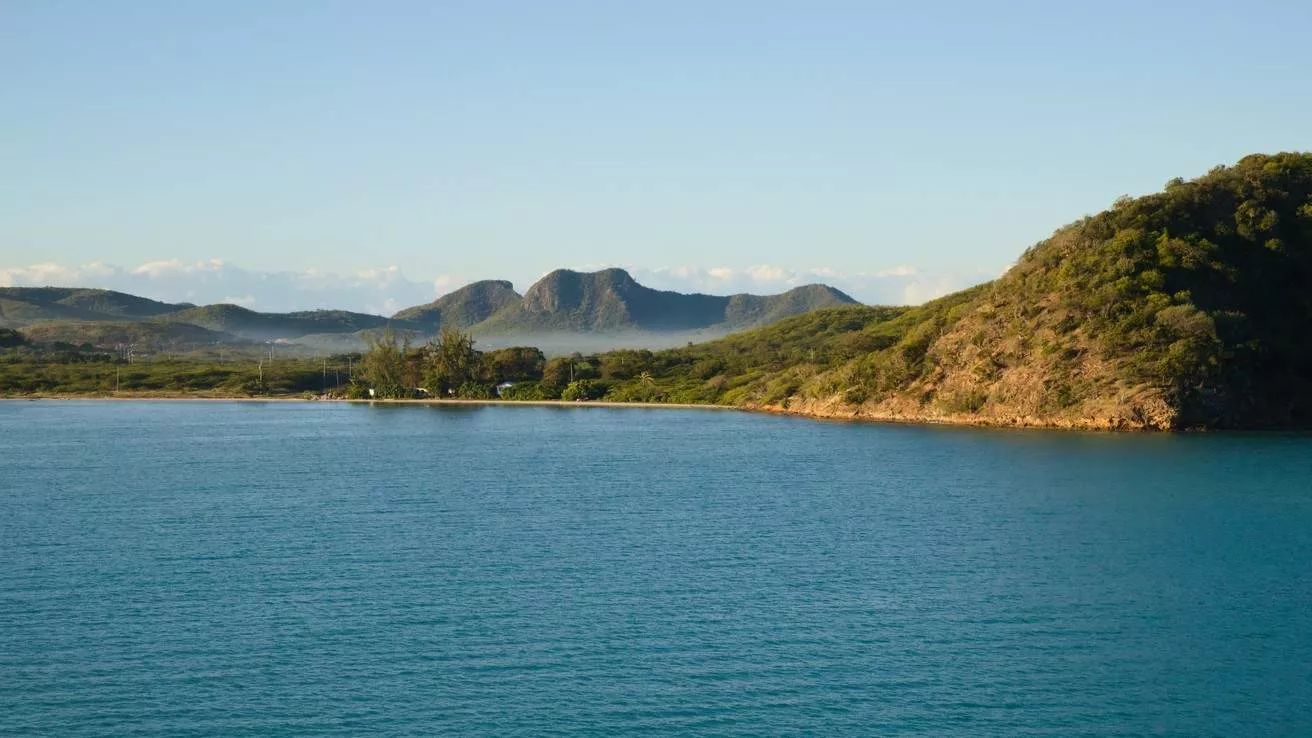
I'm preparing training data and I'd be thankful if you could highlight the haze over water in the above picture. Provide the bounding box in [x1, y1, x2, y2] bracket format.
[3, 401, 1311, 735]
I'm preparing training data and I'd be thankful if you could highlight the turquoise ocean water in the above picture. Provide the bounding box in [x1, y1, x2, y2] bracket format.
[2, 401, 1310, 735]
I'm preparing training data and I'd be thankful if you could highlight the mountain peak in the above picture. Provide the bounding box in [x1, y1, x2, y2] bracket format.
[458, 267, 860, 334]
[526, 268, 637, 301]
[389, 279, 522, 331]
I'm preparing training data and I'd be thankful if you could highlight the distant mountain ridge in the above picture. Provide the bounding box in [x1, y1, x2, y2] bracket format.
[1, 270, 859, 347]
[158, 304, 403, 339]
[0, 287, 186, 324]
[395, 268, 858, 334]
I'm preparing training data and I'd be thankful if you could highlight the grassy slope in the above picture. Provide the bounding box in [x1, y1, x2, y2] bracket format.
[391, 280, 521, 332]
[161, 304, 408, 339]
[0, 288, 183, 327]
[842, 151, 1312, 429]
[0, 289, 401, 342]
[721, 284, 859, 329]
[595, 293, 974, 405]
[0, 357, 332, 396]
[604, 153, 1312, 429]
[20, 320, 239, 347]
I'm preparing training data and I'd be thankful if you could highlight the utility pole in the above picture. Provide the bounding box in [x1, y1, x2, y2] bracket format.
[322, 358, 327, 394]
[116, 367, 120, 393]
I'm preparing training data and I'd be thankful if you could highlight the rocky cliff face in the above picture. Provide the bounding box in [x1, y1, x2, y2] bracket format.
[517, 269, 637, 329]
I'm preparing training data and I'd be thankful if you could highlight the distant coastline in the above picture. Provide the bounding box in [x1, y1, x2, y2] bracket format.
[0, 392, 1169, 431]
[7, 154, 1312, 433]
[0, 393, 737, 413]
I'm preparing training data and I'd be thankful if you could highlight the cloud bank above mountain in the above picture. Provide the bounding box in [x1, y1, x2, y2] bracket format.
[0, 259, 996, 314]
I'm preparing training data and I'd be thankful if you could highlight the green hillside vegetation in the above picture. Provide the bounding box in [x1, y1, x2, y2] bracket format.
[0, 287, 410, 342]
[20, 320, 239, 348]
[335, 300, 958, 403]
[47, 288, 184, 318]
[0, 353, 340, 396]
[721, 283, 861, 329]
[390, 280, 521, 331]
[0, 287, 184, 327]
[0, 297, 52, 325]
[161, 304, 411, 339]
[1, 330, 351, 396]
[0, 329, 27, 347]
[465, 293, 974, 404]
[597, 152, 1312, 428]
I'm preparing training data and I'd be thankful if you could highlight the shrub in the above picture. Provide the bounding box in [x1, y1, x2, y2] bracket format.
[456, 381, 494, 399]
[560, 380, 607, 401]
[941, 389, 988, 414]
[499, 383, 546, 401]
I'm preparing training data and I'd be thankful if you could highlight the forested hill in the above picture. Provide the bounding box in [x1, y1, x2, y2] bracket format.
[158, 304, 406, 339]
[390, 280, 520, 331]
[0, 287, 186, 324]
[596, 153, 1312, 429]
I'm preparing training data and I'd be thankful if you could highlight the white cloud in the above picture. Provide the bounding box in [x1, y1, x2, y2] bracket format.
[0, 262, 84, 285]
[131, 258, 226, 277]
[220, 295, 257, 308]
[623, 263, 990, 304]
[131, 260, 180, 277]
[369, 298, 402, 316]
[431, 274, 462, 295]
[901, 277, 960, 305]
[873, 265, 918, 278]
[354, 265, 402, 283]
[80, 261, 117, 278]
[744, 264, 794, 284]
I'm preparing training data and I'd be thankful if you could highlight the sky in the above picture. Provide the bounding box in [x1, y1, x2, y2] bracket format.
[3, 0, 1310, 313]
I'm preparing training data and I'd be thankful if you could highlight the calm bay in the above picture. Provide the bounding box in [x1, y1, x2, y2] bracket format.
[2, 401, 1310, 735]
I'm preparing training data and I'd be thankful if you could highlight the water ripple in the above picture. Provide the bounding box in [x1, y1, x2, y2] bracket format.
[2, 401, 1311, 735]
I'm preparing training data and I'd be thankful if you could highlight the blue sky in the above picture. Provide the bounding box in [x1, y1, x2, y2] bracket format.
[3, 1, 1309, 312]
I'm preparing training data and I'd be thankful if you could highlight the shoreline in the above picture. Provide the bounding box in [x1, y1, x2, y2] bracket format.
[0, 393, 737, 413]
[3, 393, 1269, 433]
[0, 392, 1155, 432]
